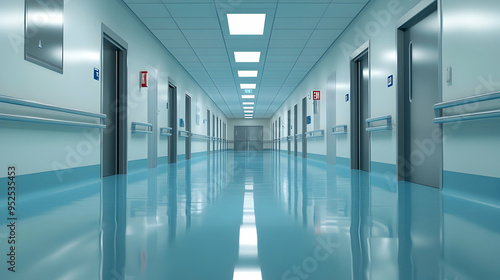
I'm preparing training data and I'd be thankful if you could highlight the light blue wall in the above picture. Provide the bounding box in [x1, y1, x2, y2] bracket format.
[271, 0, 500, 180]
[0, 0, 227, 178]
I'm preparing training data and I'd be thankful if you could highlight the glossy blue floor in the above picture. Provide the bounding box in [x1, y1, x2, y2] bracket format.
[2, 151, 499, 280]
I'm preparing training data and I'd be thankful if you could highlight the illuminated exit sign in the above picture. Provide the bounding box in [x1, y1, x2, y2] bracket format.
[313, 90, 320, 100]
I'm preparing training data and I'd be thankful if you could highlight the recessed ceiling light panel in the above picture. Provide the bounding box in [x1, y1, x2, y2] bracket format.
[242, 95, 255, 99]
[243, 107, 254, 110]
[234, 52, 261, 63]
[240, 84, 256, 89]
[243, 102, 255, 105]
[227, 14, 266, 35]
[238, 70, 258, 77]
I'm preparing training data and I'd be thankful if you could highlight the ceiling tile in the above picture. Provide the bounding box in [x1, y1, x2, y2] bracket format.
[276, 4, 329, 18]
[273, 18, 320, 30]
[165, 4, 217, 17]
[174, 17, 220, 29]
[127, 4, 170, 18]
[325, 3, 366, 18]
[141, 17, 177, 29]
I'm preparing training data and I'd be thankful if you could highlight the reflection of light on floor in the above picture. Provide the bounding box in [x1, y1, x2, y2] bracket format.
[233, 268, 263, 280]
[234, 184, 262, 279]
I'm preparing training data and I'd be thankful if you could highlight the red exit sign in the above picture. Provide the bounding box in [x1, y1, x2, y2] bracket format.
[313, 90, 320, 100]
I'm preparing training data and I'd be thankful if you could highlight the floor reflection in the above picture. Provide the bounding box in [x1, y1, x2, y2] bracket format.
[3, 151, 499, 280]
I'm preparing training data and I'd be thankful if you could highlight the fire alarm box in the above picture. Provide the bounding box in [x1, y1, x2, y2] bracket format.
[141, 71, 148, 88]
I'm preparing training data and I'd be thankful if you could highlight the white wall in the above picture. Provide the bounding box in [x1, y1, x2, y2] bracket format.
[0, 0, 227, 177]
[270, 0, 500, 179]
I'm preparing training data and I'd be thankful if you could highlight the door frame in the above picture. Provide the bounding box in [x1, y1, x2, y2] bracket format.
[101, 24, 128, 177]
[349, 41, 370, 171]
[396, 0, 442, 188]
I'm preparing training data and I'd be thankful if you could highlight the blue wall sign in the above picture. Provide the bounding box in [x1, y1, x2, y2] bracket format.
[345, 94, 349, 102]
[306, 116, 311, 124]
[94, 68, 99, 81]
[388, 75, 394, 87]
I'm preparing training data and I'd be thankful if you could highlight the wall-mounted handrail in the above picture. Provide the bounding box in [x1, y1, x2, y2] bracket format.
[332, 125, 348, 135]
[0, 94, 106, 119]
[280, 136, 287, 141]
[160, 127, 172, 136]
[0, 94, 106, 129]
[366, 115, 392, 132]
[179, 130, 190, 138]
[191, 133, 209, 140]
[305, 129, 325, 138]
[287, 135, 293, 141]
[295, 134, 303, 141]
[0, 113, 106, 129]
[433, 91, 500, 124]
[132, 122, 153, 134]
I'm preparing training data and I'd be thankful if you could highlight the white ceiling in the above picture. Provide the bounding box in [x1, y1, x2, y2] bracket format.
[123, 0, 370, 118]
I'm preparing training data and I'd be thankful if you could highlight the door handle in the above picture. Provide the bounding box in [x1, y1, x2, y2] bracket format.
[409, 41, 413, 103]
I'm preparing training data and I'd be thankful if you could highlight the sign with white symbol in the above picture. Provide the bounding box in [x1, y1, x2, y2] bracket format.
[313, 90, 320, 100]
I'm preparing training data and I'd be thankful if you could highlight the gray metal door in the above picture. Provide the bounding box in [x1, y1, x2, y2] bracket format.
[294, 104, 298, 157]
[207, 110, 210, 155]
[302, 97, 307, 158]
[103, 40, 118, 177]
[148, 71, 158, 168]
[247, 126, 263, 151]
[327, 73, 337, 165]
[185, 95, 191, 160]
[278, 117, 281, 151]
[287, 109, 291, 155]
[234, 126, 247, 151]
[351, 53, 370, 172]
[168, 84, 177, 164]
[212, 115, 215, 152]
[403, 10, 441, 188]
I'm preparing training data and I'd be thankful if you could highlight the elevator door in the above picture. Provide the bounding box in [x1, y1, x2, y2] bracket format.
[352, 52, 370, 172]
[404, 10, 441, 188]
[102, 40, 119, 177]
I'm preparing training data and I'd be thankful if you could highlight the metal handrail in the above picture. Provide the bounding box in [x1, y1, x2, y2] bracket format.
[0, 113, 106, 129]
[191, 133, 209, 140]
[305, 129, 325, 138]
[366, 115, 392, 132]
[332, 124, 348, 135]
[179, 130, 190, 137]
[0, 95, 106, 119]
[0, 94, 106, 128]
[160, 127, 172, 136]
[132, 122, 153, 134]
[433, 91, 500, 124]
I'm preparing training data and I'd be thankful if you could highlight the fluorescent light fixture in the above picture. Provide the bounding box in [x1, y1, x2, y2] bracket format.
[228, 14, 266, 35]
[238, 70, 258, 77]
[235, 52, 261, 63]
[245, 114, 253, 117]
[243, 107, 254, 110]
[244, 110, 254, 113]
[240, 84, 256, 89]
[243, 102, 254, 105]
[242, 95, 255, 99]
[245, 117, 253, 119]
